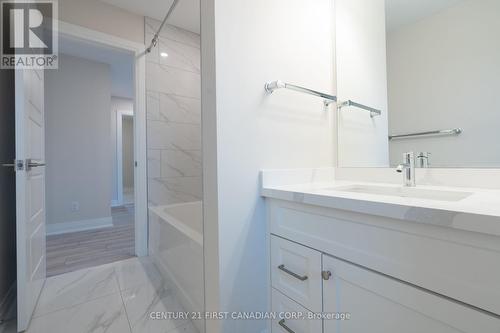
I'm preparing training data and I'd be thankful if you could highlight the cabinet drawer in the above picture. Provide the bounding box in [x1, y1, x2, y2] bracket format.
[322, 254, 500, 333]
[271, 235, 322, 312]
[271, 288, 322, 333]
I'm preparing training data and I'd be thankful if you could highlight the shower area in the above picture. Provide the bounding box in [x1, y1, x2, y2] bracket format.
[144, 3, 204, 332]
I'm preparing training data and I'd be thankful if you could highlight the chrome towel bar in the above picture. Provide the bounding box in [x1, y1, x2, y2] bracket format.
[389, 128, 463, 140]
[338, 100, 382, 118]
[264, 80, 337, 107]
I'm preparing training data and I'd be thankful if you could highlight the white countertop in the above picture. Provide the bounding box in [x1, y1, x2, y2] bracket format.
[261, 179, 500, 237]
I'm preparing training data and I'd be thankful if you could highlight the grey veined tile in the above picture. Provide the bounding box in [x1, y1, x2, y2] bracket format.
[27, 294, 130, 333]
[147, 63, 200, 99]
[34, 265, 119, 317]
[161, 150, 202, 178]
[122, 282, 189, 333]
[148, 149, 162, 179]
[114, 257, 164, 291]
[158, 38, 200, 73]
[167, 322, 200, 333]
[146, 19, 200, 49]
[147, 91, 160, 120]
[159, 94, 201, 124]
[146, 62, 200, 99]
[148, 177, 202, 206]
[147, 121, 201, 151]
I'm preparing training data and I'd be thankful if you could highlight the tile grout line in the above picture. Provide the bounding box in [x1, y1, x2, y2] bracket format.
[115, 270, 134, 333]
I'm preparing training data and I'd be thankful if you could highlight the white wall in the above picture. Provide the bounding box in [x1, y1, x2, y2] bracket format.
[201, 0, 335, 332]
[336, 0, 389, 167]
[145, 18, 202, 207]
[387, 0, 500, 167]
[110, 97, 134, 203]
[45, 54, 112, 226]
[59, 0, 144, 44]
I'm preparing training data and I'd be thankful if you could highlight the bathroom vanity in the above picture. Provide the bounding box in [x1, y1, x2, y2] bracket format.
[262, 0, 500, 331]
[262, 169, 500, 333]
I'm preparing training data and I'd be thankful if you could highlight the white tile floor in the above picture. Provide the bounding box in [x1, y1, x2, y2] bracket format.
[25, 257, 198, 333]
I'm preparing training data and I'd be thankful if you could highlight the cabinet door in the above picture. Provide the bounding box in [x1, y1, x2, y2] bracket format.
[271, 288, 322, 333]
[271, 235, 322, 312]
[322, 255, 500, 333]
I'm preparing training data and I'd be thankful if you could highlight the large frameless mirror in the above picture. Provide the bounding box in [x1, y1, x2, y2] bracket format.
[336, 0, 500, 168]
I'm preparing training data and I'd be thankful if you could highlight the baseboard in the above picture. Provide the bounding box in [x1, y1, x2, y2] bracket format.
[0, 282, 16, 322]
[46, 217, 113, 236]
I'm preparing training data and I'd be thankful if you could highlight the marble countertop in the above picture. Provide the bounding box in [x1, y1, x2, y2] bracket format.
[261, 180, 500, 237]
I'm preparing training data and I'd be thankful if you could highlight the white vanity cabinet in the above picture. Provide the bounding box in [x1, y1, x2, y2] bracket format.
[322, 255, 499, 333]
[268, 199, 500, 333]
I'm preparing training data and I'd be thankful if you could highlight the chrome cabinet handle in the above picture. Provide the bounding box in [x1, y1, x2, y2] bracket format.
[278, 264, 308, 281]
[278, 319, 296, 333]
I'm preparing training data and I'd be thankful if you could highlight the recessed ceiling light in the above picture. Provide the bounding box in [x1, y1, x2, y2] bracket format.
[160, 52, 169, 58]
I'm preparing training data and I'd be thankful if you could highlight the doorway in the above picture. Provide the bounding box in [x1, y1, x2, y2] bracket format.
[44, 41, 136, 276]
[40, 23, 147, 278]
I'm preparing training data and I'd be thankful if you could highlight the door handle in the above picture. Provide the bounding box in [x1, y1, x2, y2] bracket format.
[26, 159, 46, 171]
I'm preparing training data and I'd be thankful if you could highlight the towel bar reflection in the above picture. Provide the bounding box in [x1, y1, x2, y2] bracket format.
[264, 80, 337, 107]
[389, 128, 463, 140]
[338, 100, 382, 118]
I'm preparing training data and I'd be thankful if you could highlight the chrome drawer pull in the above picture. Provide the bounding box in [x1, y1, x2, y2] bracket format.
[278, 264, 308, 281]
[278, 319, 296, 333]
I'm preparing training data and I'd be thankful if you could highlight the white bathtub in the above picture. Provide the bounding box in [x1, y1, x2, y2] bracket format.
[149, 201, 204, 332]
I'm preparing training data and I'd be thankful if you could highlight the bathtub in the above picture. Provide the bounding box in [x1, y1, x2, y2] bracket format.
[149, 201, 204, 332]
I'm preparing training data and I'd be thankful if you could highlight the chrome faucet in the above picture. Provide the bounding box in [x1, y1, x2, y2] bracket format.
[396, 152, 416, 187]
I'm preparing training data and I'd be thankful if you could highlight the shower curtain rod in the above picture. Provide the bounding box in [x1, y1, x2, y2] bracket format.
[145, 0, 181, 53]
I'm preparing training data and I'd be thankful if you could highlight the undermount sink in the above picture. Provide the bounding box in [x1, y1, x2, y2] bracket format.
[325, 184, 472, 202]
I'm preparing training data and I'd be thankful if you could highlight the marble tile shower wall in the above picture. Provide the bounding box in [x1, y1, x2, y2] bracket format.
[145, 18, 202, 206]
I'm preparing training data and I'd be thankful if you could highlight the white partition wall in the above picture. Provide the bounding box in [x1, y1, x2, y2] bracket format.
[201, 0, 336, 332]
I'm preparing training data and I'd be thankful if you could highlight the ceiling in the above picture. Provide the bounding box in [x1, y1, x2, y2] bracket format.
[60, 35, 134, 99]
[101, 0, 200, 34]
[385, 0, 464, 32]
[99, 1, 463, 38]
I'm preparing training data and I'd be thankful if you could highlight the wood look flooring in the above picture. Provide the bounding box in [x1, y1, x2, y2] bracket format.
[46, 205, 135, 277]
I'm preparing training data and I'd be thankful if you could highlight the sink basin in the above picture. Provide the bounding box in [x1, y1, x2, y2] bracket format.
[325, 184, 472, 202]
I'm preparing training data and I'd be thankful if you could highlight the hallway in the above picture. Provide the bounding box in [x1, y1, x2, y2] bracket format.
[46, 205, 136, 277]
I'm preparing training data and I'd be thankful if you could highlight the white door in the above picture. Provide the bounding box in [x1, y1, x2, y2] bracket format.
[15, 69, 46, 332]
